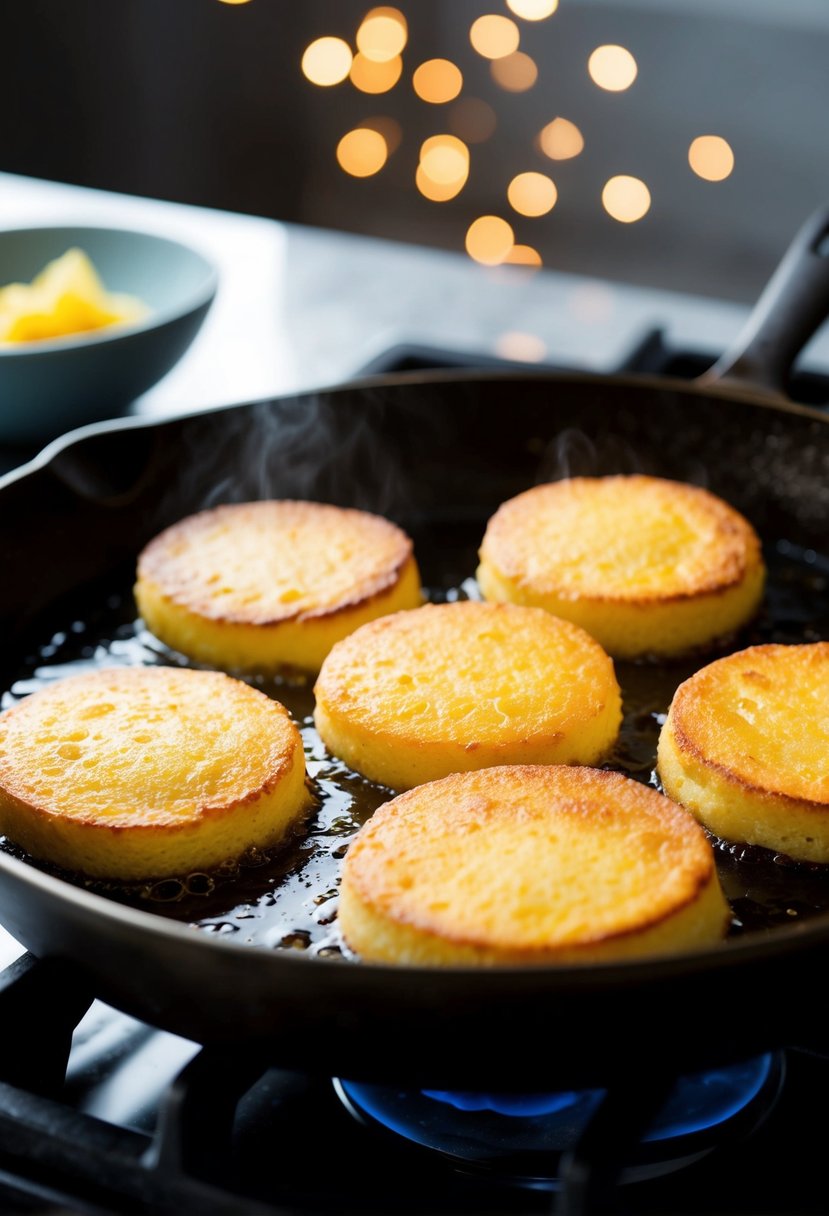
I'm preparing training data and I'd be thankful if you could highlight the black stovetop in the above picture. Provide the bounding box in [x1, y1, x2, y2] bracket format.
[1, 951, 828, 1216]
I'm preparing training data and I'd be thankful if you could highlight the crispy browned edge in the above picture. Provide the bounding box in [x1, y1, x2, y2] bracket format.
[0, 671, 308, 834]
[342, 766, 719, 958]
[480, 476, 764, 604]
[136, 501, 416, 626]
[667, 643, 829, 814]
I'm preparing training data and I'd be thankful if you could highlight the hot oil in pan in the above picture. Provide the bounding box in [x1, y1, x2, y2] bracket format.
[2, 539, 829, 956]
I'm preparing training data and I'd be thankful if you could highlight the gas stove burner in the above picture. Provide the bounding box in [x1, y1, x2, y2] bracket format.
[335, 1052, 784, 1190]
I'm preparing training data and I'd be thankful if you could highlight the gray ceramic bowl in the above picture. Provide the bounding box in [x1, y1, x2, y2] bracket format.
[0, 225, 218, 444]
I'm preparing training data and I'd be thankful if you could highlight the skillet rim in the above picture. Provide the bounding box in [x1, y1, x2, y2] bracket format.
[1, 364, 827, 497]
[2, 365, 829, 991]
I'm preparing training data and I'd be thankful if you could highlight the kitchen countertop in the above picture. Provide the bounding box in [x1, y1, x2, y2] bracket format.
[5, 169, 828, 427]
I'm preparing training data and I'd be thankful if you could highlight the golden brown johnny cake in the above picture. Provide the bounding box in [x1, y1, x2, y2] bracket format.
[135, 500, 422, 673]
[658, 643, 829, 864]
[0, 666, 310, 880]
[314, 600, 621, 791]
[339, 765, 730, 966]
[477, 474, 765, 659]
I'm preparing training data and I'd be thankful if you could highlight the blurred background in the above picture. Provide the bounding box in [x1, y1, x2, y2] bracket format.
[4, 0, 829, 302]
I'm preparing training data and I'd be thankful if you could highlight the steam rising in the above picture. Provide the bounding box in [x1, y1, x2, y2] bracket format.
[168, 389, 437, 526]
[536, 425, 642, 483]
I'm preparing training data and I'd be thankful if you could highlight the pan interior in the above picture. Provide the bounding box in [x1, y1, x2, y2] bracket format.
[2, 530, 829, 960]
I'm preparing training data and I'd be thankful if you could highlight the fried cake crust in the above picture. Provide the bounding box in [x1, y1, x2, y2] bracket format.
[314, 601, 621, 790]
[0, 666, 309, 879]
[339, 765, 729, 965]
[477, 475, 765, 658]
[135, 500, 422, 673]
[658, 642, 829, 863]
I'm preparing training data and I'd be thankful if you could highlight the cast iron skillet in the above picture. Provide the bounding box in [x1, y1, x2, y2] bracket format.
[2, 210, 829, 1092]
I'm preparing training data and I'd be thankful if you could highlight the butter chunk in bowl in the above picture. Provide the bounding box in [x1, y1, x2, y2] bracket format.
[0, 225, 217, 444]
[0, 247, 148, 345]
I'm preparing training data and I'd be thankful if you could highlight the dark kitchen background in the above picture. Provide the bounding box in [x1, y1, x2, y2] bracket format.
[5, 0, 829, 302]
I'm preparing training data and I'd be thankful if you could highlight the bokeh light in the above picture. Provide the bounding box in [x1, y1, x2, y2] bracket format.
[466, 216, 515, 265]
[494, 330, 547, 360]
[588, 45, 638, 91]
[506, 0, 558, 19]
[416, 165, 467, 201]
[413, 59, 463, 104]
[356, 8, 407, 61]
[420, 135, 469, 184]
[302, 37, 353, 87]
[337, 128, 388, 176]
[503, 247, 543, 268]
[601, 175, 651, 222]
[688, 135, 734, 181]
[418, 133, 469, 201]
[508, 172, 557, 217]
[490, 51, 538, 92]
[350, 52, 403, 93]
[538, 117, 584, 160]
[470, 14, 520, 59]
[448, 97, 497, 143]
[217, 0, 254, 6]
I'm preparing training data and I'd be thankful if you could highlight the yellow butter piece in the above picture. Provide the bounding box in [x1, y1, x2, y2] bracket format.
[33, 248, 108, 306]
[0, 248, 148, 345]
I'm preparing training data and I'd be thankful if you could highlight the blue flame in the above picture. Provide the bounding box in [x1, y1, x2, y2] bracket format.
[422, 1089, 584, 1117]
[420, 1054, 773, 1140]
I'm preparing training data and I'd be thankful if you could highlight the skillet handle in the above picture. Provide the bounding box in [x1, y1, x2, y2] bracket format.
[699, 205, 829, 399]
